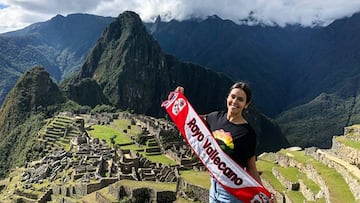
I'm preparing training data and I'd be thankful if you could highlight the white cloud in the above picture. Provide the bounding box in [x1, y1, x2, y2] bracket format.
[1, 0, 360, 33]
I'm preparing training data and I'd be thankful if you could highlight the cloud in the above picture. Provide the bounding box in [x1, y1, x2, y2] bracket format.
[1, 0, 360, 33]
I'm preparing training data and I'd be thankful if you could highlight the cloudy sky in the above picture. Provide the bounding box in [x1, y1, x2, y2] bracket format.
[1, 0, 360, 33]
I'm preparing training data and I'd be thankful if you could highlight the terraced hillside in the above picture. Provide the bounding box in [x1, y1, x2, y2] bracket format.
[2, 110, 360, 202]
[258, 125, 360, 203]
[37, 114, 83, 155]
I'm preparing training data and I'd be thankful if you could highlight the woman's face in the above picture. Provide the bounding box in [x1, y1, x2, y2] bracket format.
[226, 88, 249, 115]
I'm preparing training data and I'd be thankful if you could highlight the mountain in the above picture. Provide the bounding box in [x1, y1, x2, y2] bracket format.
[63, 11, 288, 153]
[276, 75, 360, 148]
[65, 11, 235, 116]
[145, 16, 316, 116]
[0, 14, 114, 105]
[145, 13, 360, 148]
[0, 66, 67, 178]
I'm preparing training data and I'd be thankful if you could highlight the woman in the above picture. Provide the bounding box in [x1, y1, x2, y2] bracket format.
[176, 82, 268, 203]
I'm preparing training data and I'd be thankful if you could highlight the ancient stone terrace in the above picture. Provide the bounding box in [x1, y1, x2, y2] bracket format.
[37, 114, 83, 156]
[258, 124, 360, 203]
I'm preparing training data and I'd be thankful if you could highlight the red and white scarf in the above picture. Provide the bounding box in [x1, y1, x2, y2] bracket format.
[162, 91, 271, 203]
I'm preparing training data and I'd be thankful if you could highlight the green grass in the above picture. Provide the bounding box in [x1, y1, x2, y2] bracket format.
[256, 160, 286, 192]
[88, 125, 133, 145]
[88, 118, 177, 166]
[300, 175, 321, 195]
[120, 144, 144, 152]
[276, 166, 300, 182]
[179, 170, 210, 189]
[311, 160, 355, 202]
[257, 156, 321, 203]
[336, 136, 360, 150]
[282, 150, 355, 203]
[139, 152, 177, 165]
[117, 179, 177, 190]
[110, 119, 141, 137]
[279, 149, 310, 164]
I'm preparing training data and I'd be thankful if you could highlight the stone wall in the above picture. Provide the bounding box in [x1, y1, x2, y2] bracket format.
[95, 191, 114, 203]
[53, 178, 117, 196]
[331, 136, 360, 166]
[311, 149, 360, 201]
[261, 179, 287, 203]
[276, 152, 329, 202]
[344, 126, 360, 142]
[176, 177, 209, 203]
[108, 183, 176, 202]
[272, 168, 299, 191]
[37, 188, 53, 203]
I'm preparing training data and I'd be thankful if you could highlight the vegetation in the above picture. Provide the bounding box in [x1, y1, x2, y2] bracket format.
[180, 170, 210, 189]
[88, 124, 133, 145]
[336, 136, 360, 150]
[280, 149, 355, 203]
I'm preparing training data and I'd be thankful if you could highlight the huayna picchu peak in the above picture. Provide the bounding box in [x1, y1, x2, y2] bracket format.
[66, 11, 236, 116]
[0, 66, 66, 129]
[0, 66, 67, 178]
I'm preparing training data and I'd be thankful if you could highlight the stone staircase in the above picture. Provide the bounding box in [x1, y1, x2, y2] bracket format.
[37, 115, 83, 155]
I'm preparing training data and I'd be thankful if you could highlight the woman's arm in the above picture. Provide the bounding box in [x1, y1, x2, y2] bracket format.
[246, 156, 263, 185]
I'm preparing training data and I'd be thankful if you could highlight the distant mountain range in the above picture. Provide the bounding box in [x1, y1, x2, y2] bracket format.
[1, 11, 360, 149]
[0, 13, 113, 105]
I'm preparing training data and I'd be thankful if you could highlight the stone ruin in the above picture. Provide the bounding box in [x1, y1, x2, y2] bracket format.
[260, 124, 360, 203]
[2, 111, 196, 203]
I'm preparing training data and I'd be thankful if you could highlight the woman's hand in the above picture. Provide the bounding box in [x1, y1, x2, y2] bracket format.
[175, 86, 184, 94]
[270, 193, 277, 203]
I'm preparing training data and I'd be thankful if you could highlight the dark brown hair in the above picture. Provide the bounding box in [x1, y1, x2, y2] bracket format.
[229, 82, 252, 104]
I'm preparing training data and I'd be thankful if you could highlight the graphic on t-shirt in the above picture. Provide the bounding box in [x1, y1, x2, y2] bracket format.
[213, 129, 234, 153]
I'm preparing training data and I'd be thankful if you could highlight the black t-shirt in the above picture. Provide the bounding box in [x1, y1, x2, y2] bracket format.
[206, 111, 257, 168]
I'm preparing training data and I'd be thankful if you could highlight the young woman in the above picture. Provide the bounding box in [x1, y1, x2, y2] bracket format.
[176, 82, 269, 203]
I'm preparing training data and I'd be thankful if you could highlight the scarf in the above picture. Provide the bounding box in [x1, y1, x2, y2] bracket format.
[162, 91, 271, 203]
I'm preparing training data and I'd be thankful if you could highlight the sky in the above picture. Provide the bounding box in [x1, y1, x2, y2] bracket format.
[1, 0, 360, 33]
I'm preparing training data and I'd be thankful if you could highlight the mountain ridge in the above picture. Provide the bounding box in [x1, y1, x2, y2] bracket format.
[2, 11, 359, 148]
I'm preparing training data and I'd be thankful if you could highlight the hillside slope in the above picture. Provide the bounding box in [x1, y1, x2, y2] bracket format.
[0, 66, 66, 178]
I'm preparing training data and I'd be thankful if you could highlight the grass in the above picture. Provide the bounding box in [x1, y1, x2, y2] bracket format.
[110, 119, 141, 137]
[336, 136, 360, 150]
[139, 152, 177, 165]
[88, 117, 178, 166]
[311, 160, 355, 202]
[282, 149, 355, 203]
[88, 124, 133, 145]
[117, 179, 177, 190]
[179, 170, 210, 189]
[256, 160, 286, 192]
